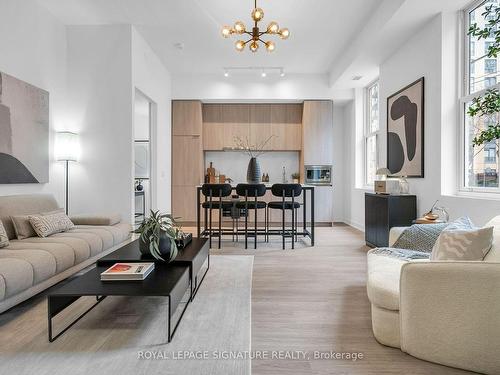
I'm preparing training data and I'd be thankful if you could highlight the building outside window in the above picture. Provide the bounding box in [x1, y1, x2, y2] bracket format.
[365, 81, 379, 186]
[462, 0, 500, 191]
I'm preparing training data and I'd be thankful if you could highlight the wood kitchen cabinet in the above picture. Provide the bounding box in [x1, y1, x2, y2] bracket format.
[222, 104, 250, 147]
[172, 100, 203, 223]
[172, 101, 202, 136]
[249, 104, 273, 149]
[302, 100, 333, 165]
[202, 104, 224, 150]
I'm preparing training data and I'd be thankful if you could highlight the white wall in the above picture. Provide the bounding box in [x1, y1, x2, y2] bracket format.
[66, 25, 133, 222]
[343, 12, 500, 229]
[132, 28, 172, 215]
[0, 0, 67, 203]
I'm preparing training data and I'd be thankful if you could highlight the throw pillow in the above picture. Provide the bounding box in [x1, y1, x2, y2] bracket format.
[0, 221, 9, 248]
[431, 217, 493, 261]
[11, 209, 65, 240]
[29, 212, 75, 238]
[11, 215, 37, 240]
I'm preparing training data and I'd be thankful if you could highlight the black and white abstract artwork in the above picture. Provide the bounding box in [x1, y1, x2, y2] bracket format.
[0, 72, 49, 184]
[387, 77, 424, 178]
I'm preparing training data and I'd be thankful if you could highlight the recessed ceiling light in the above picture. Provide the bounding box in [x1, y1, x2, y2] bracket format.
[352, 75, 363, 81]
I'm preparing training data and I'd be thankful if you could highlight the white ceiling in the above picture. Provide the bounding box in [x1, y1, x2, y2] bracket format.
[36, 0, 471, 83]
[36, 0, 380, 74]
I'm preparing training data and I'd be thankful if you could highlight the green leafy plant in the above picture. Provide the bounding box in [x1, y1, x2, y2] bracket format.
[468, 4, 500, 147]
[291, 172, 300, 180]
[133, 210, 181, 261]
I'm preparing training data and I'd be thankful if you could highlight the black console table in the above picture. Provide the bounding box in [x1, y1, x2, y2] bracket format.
[364, 193, 416, 247]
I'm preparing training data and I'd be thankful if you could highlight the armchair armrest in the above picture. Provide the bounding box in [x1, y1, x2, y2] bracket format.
[389, 227, 407, 247]
[399, 261, 500, 374]
[70, 213, 121, 226]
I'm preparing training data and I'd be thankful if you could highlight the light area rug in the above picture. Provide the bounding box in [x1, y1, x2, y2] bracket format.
[0, 255, 253, 375]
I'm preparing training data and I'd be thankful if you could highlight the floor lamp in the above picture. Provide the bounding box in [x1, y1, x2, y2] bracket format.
[55, 132, 79, 215]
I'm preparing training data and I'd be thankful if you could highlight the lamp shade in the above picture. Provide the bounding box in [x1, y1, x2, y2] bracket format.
[55, 132, 79, 161]
[376, 168, 392, 176]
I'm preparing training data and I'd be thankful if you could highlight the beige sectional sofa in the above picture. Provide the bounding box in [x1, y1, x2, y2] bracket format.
[0, 194, 131, 313]
[367, 216, 500, 374]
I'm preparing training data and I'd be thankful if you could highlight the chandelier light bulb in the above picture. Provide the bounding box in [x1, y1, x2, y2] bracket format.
[267, 21, 279, 34]
[221, 1, 289, 53]
[224, 69, 229, 77]
[234, 21, 246, 34]
[279, 28, 290, 39]
[280, 68, 285, 77]
[250, 41, 259, 52]
[252, 7, 264, 21]
[235, 40, 246, 51]
[222, 26, 232, 38]
[261, 70, 267, 78]
[265, 41, 275, 52]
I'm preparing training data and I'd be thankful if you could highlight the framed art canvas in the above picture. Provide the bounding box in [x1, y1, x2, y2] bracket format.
[0, 71, 49, 183]
[387, 77, 424, 178]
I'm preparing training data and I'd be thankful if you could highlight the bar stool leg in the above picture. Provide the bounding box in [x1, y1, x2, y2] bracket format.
[218, 204, 222, 249]
[244, 207, 248, 249]
[295, 208, 298, 242]
[209, 209, 212, 248]
[282, 209, 285, 250]
[291, 206, 295, 250]
[254, 206, 258, 249]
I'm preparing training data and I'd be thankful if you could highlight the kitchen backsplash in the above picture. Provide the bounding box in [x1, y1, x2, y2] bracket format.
[204, 151, 300, 183]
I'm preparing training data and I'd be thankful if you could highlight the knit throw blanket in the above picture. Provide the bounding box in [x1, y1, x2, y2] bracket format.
[370, 247, 431, 261]
[392, 223, 448, 253]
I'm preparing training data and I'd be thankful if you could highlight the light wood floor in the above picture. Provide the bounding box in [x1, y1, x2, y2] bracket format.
[197, 224, 475, 375]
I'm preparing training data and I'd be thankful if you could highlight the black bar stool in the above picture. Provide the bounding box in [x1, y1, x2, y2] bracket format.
[235, 183, 267, 249]
[267, 183, 302, 249]
[201, 183, 232, 249]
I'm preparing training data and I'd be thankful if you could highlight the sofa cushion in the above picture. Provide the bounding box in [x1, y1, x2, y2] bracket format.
[367, 250, 408, 311]
[393, 223, 448, 253]
[0, 194, 59, 240]
[19, 237, 92, 264]
[484, 215, 500, 262]
[5, 241, 76, 273]
[11, 209, 64, 240]
[29, 212, 74, 237]
[0, 258, 34, 300]
[0, 221, 8, 248]
[0, 249, 56, 285]
[50, 231, 104, 257]
[70, 214, 121, 226]
[73, 223, 131, 245]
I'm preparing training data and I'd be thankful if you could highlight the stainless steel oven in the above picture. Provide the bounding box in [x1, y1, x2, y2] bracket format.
[305, 165, 332, 185]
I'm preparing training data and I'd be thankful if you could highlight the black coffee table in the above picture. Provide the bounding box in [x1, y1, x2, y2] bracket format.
[48, 264, 190, 343]
[97, 238, 209, 301]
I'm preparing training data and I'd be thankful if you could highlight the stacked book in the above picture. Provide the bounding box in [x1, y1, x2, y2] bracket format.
[100, 263, 154, 281]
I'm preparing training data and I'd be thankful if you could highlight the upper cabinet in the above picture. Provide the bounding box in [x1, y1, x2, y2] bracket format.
[302, 100, 333, 165]
[172, 100, 202, 136]
[201, 103, 302, 151]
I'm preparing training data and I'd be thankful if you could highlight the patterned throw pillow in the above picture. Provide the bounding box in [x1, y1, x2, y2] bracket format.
[11, 209, 65, 240]
[0, 221, 9, 248]
[29, 212, 75, 238]
[431, 217, 493, 261]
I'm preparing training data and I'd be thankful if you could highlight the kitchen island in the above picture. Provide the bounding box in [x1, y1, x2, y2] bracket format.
[196, 184, 315, 246]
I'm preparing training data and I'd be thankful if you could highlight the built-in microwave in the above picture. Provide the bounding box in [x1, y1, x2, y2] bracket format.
[305, 165, 332, 185]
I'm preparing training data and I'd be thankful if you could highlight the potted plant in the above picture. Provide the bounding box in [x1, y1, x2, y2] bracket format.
[467, 4, 500, 149]
[291, 172, 300, 184]
[133, 210, 180, 262]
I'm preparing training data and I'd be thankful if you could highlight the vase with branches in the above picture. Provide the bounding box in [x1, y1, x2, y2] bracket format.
[233, 135, 275, 183]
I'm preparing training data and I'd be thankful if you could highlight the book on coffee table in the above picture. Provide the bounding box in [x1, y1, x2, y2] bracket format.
[100, 263, 154, 281]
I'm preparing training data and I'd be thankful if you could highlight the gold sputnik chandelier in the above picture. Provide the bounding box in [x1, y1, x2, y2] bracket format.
[221, 0, 290, 52]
